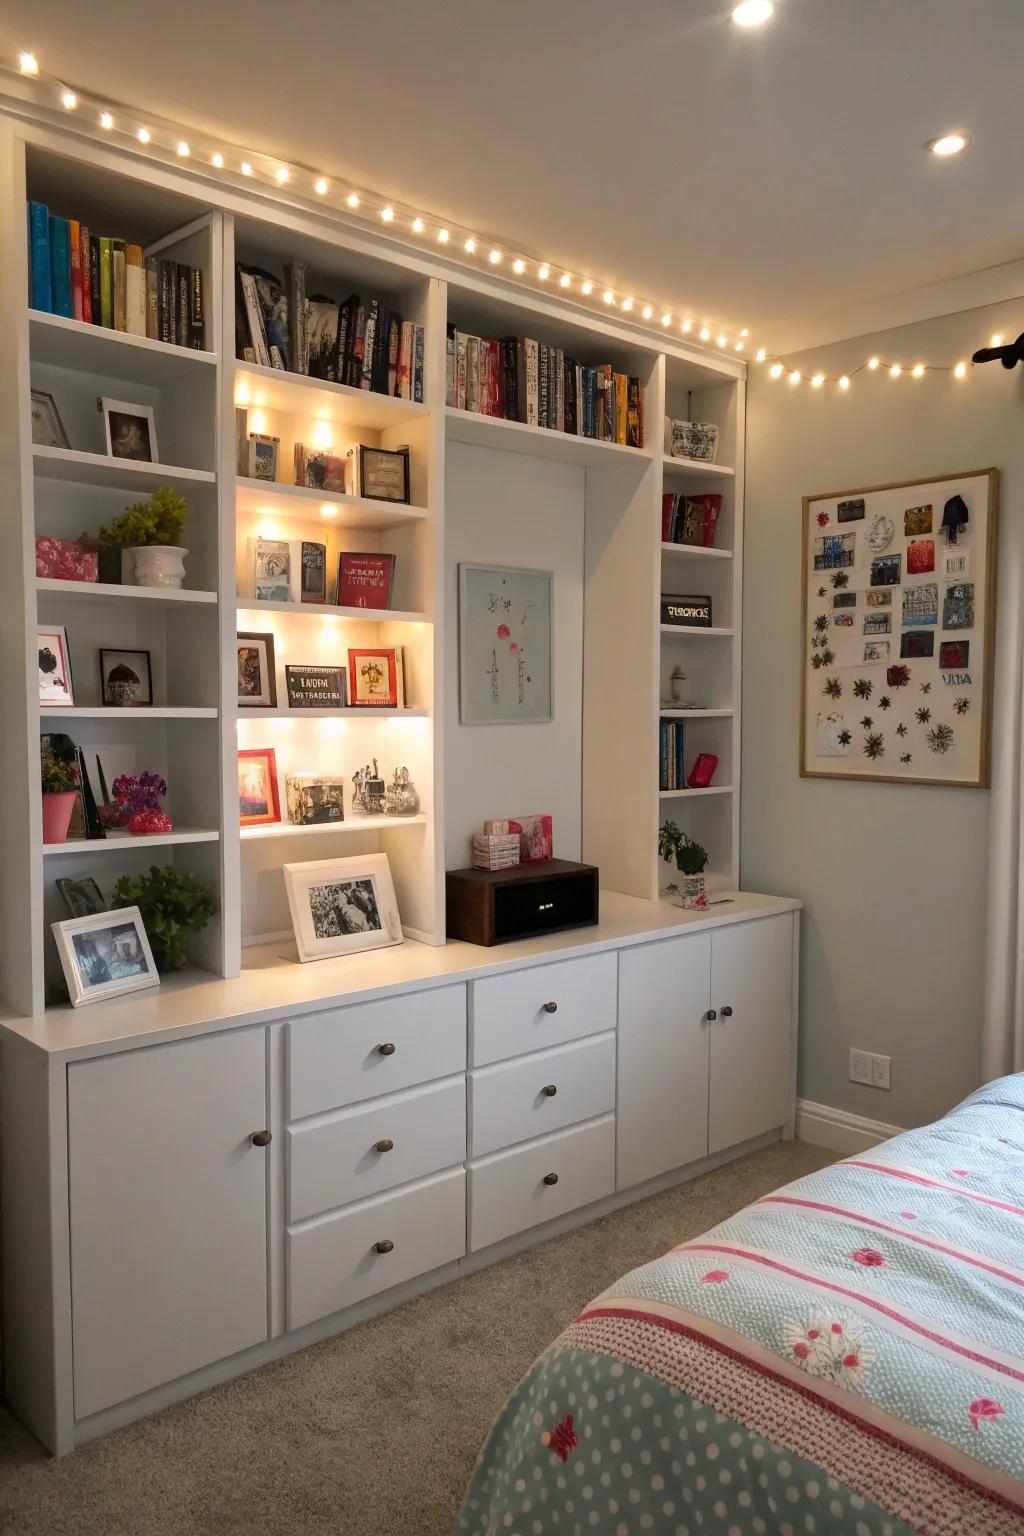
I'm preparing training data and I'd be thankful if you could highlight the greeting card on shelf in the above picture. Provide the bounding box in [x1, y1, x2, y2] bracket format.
[336, 553, 395, 610]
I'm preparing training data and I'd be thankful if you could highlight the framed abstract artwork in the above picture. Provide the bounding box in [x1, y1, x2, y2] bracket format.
[801, 469, 997, 787]
[458, 564, 553, 725]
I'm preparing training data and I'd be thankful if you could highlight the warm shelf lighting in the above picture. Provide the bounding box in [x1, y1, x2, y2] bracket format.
[347, 193, 360, 208]
[991, 333, 1003, 347]
[61, 90, 77, 110]
[662, 313, 672, 326]
[561, 274, 572, 289]
[137, 127, 151, 144]
[99, 111, 114, 130]
[954, 361, 968, 379]
[211, 152, 224, 168]
[839, 375, 850, 390]
[241, 162, 253, 176]
[315, 177, 328, 195]
[700, 328, 711, 341]
[177, 141, 190, 158]
[732, 1, 775, 26]
[642, 304, 653, 320]
[18, 51, 39, 75]
[926, 132, 970, 157]
[411, 217, 424, 233]
[464, 236, 476, 252]
[275, 167, 289, 184]
[381, 206, 395, 222]
[513, 259, 526, 275]
[602, 290, 614, 305]
[716, 334, 727, 347]
[538, 264, 550, 280]
[581, 280, 593, 295]
[489, 248, 502, 264]
[437, 227, 449, 243]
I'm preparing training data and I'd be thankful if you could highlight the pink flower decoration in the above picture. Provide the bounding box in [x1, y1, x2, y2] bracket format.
[831, 1323, 843, 1334]
[807, 1329, 820, 1340]
[968, 1398, 1005, 1431]
[952, 1169, 970, 1178]
[541, 1413, 578, 1461]
[793, 1342, 810, 1360]
[851, 1248, 885, 1268]
[496, 624, 511, 640]
[509, 641, 519, 652]
[899, 1211, 917, 1221]
[701, 1269, 729, 1284]
[842, 1353, 860, 1369]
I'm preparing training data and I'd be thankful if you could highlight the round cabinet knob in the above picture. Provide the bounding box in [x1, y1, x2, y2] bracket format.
[721, 1006, 733, 1018]
[250, 1129, 272, 1147]
[373, 1239, 394, 1254]
[373, 1138, 395, 1153]
[542, 1083, 558, 1098]
[377, 1042, 396, 1056]
[706, 1009, 718, 1023]
[542, 1001, 558, 1015]
[543, 1172, 559, 1186]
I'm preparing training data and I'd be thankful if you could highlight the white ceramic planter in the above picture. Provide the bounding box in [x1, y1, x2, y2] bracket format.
[126, 545, 188, 588]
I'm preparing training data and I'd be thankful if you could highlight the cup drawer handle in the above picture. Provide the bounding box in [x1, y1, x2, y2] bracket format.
[374, 1138, 395, 1153]
[542, 1001, 558, 1015]
[377, 1042, 396, 1056]
[543, 1172, 559, 1186]
[541, 1083, 558, 1097]
[374, 1239, 394, 1254]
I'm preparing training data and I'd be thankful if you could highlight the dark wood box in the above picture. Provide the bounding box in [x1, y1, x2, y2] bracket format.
[445, 859, 600, 947]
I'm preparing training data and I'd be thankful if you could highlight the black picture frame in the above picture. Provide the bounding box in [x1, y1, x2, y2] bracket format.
[285, 664, 347, 709]
[99, 649, 154, 708]
[237, 632, 278, 708]
[358, 445, 410, 504]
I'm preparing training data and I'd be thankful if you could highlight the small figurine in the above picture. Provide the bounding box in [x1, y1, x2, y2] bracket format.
[352, 757, 387, 816]
[385, 765, 420, 816]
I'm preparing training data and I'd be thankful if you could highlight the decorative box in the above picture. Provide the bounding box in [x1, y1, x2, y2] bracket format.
[666, 419, 719, 463]
[35, 536, 98, 583]
[661, 594, 712, 628]
[472, 833, 520, 871]
[681, 493, 723, 548]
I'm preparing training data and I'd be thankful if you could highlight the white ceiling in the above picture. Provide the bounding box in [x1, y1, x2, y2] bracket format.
[2, 0, 1022, 349]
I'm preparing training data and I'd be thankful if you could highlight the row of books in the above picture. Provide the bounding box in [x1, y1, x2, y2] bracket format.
[27, 202, 204, 347]
[445, 327, 644, 446]
[235, 264, 424, 399]
[659, 719, 688, 791]
[247, 538, 397, 609]
[661, 492, 723, 549]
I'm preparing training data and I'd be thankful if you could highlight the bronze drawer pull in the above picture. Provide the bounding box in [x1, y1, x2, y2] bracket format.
[721, 1006, 733, 1017]
[542, 1084, 558, 1097]
[705, 1009, 717, 1023]
[250, 1129, 272, 1147]
[377, 1042, 396, 1056]
[543, 1172, 559, 1186]
[542, 1001, 558, 1014]
[373, 1239, 394, 1254]
[374, 1138, 395, 1153]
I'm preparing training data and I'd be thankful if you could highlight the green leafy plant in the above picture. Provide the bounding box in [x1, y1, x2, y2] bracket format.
[657, 821, 708, 875]
[40, 740, 79, 793]
[97, 487, 188, 550]
[112, 865, 215, 973]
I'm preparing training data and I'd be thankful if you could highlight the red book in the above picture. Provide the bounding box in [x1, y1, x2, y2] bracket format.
[662, 492, 677, 542]
[335, 552, 395, 610]
[69, 218, 83, 321]
[687, 752, 719, 789]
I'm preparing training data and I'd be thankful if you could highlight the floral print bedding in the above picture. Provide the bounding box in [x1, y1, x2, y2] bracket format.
[459, 1074, 1024, 1534]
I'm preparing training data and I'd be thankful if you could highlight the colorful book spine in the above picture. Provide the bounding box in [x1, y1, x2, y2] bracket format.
[445, 323, 456, 406]
[28, 202, 51, 312]
[79, 225, 92, 324]
[49, 215, 73, 318]
[98, 237, 113, 328]
[125, 244, 146, 336]
[189, 267, 204, 348]
[112, 241, 127, 332]
[413, 325, 425, 403]
[89, 234, 101, 324]
[68, 219, 82, 320]
[145, 258, 158, 338]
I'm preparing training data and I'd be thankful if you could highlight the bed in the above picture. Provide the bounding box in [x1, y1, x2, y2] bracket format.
[459, 1074, 1024, 1535]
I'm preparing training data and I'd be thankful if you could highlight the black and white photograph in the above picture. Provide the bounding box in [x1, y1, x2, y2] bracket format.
[51, 905, 159, 1007]
[55, 876, 106, 918]
[100, 397, 157, 462]
[30, 388, 70, 449]
[283, 853, 403, 962]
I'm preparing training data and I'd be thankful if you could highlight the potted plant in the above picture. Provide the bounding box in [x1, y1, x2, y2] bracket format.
[95, 487, 189, 588]
[112, 865, 215, 973]
[40, 740, 80, 844]
[657, 821, 710, 910]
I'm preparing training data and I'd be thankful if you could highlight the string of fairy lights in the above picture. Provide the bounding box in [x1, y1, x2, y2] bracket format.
[5, 48, 1015, 392]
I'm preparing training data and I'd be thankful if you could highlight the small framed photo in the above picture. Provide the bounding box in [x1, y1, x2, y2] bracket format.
[38, 625, 74, 706]
[100, 397, 157, 462]
[248, 434, 279, 481]
[286, 774, 346, 826]
[285, 663, 347, 709]
[30, 389, 70, 449]
[56, 876, 106, 918]
[237, 632, 277, 708]
[238, 747, 281, 826]
[357, 445, 410, 504]
[348, 647, 405, 708]
[52, 905, 159, 1007]
[99, 648, 153, 707]
[283, 853, 403, 963]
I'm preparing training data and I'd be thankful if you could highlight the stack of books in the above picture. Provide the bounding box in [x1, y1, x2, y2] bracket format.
[27, 202, 204, 347]
[659, 718, 687, 791]
[661, 492, 723, 548]
[446, 326, 643, 447]
[235, 262, 424, 400]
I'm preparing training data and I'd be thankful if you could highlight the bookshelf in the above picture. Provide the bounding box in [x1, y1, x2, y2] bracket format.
[0, 116, 745, 1019]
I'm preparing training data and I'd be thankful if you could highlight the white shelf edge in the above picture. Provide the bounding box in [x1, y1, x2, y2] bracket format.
[237, 708, 429, 721]
[42, 829, 221, 857]
[660, 543, 732, 560]
[40, 707, 219, 720]
[235, 600, 430, 624]
[32, 446, 216, 485]
[660, 625, 734, 638]
[37, 578, 219, 608]
[658, 786, 733, 799]
[29, 309, 218, 365]
[446, 406, 653, 462]
[661, 455, 735, 478]
[235, 362, 429, 420]
[658, 709, 734, 719]
[234, 477, 430, 524]
[241, 813, 428, 840]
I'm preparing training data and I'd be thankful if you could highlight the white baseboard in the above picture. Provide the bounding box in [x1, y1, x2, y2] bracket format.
[795, 1098, 906, 1155]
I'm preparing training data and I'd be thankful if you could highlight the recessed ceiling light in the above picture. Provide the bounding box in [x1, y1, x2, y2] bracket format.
[732, 0, 774, 27]
[926, 132, 970, 157]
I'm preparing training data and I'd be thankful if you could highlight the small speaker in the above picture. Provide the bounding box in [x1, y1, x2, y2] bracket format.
[446, 859, 599, 947]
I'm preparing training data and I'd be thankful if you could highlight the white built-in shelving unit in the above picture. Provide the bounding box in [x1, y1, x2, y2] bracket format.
[0, 116, 744, 1019]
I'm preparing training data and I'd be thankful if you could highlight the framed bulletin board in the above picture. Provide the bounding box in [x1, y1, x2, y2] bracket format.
[801, 469, 998, 787]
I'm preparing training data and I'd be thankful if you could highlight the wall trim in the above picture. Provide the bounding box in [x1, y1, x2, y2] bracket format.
[795, 1098, 906, 1156]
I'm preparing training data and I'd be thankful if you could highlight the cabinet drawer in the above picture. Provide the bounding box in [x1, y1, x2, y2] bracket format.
[469, 1115, 615, 1252]
[469, 1033, 615, 1158]
[470, 953, 617, 1067]
[287, 1168, 466, 1331]
[287, 985, 466, 1119]
[288, 1077, 466, 1222]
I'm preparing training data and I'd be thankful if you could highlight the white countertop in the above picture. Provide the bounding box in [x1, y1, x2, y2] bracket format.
[0, 890, 800, 1062]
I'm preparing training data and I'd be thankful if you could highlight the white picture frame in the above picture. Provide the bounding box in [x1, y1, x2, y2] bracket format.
[283, 853, 403, 963]
[52, 905, 159, 1008]
[99, 396, 158, 462]
[38, 623, 74, 706]
[458, 563, 553, 725]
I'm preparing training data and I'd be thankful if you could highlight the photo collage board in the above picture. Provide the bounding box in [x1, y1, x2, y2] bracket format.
[801, 470, 997, 786]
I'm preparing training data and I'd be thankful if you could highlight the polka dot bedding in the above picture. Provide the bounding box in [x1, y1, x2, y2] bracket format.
[459, 1074, 1024, 1535]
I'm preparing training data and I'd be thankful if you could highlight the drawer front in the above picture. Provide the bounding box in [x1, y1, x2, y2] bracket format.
[469, 1033, 615, 1159]
[469, 1115, 615, 1252]
[287, 985, 466, 1120]
[287, 1168, 466, 1331]
[288, 1077, 466, 1222]
[470, 953, 617, 1067]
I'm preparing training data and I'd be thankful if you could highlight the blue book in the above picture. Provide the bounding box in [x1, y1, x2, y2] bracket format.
[49, 215, 73, 317]
[28, 201, 51, 311]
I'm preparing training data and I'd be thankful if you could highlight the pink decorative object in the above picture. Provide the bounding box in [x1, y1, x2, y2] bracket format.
[700, 1269, 729, 1284]
[540, 1414, 577, 1462]
[484, 814, 553, 863]
[103, 771, 170, 833]
[128, 808, 173, 836]
[851, 1247, 885, 1268]
[41, 791, 78, 844]
[35, 536, 99, 583]
[968, 1398, 1005, 1431]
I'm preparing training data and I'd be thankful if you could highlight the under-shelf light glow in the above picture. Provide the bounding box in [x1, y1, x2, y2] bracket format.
[991, 333, 1003, 347]
[839, 375, 850, 390]
[315, 177, 328, 195]
[320, 504, 337, 519]
[643, 304, 653, 320]
[464, 236, 476, 252]
[740, 328, 749, 338]
[538, 264, 550, 280]
[682, 320, 693, 333]
[912, 364, 925, 378]
[621, 297, 634, 312]
[560, 273, 572, 289]
[411, 217, 424, 233]
[954, 361, 968, 378]
[489, 248, 502, 264]
[437, 227, 449, 243]
[249, 409, 267, 434]
[735, 341, 745, 352]
[716, 334, 727, 347]
[581, 280, 593, 295]
[602, 290, 614, 305]
[662, 313, 672, 326]
[137, 127, 151, 144]
[347, 192, 360, 208]
[381, 206, 395, 222]
[312, 421, 333, 449]
[177, 140, 190, 157]
[241, 161, 253, 176]
[61, 90, 77, 110]
[513, 259, 526, 275]
[100, 111, 114, 129]
[700, 327, 711, 341]
[18, 52, 39, 75]
[212, 152, 224, 168]
[732, 0, 775, 26]
[275, 167, 289, 184]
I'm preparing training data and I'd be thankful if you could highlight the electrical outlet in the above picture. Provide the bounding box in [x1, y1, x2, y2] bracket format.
[849, 1048, 891, 1090]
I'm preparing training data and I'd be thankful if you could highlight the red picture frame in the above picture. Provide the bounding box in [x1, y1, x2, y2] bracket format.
[348, 647, 404, 708]
[238, 747, 280, 826]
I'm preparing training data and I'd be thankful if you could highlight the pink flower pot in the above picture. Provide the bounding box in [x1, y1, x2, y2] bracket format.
[41, 790, 78, 844]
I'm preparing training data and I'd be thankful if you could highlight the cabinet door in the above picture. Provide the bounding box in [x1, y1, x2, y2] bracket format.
[69, 1030, 269, 1420]
[709, 914, 794, 1154]
[617, 934, 711, 1190]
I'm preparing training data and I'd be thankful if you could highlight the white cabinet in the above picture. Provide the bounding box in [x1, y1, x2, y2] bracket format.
[67, 1029, 270, 1421]
[709, 914, 793, 1153]
[617, 914, 795, 1189]
[617, 932, 712, 1189]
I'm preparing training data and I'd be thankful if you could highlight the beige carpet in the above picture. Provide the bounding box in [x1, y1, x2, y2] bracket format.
[0, 1139, 832, 1536]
